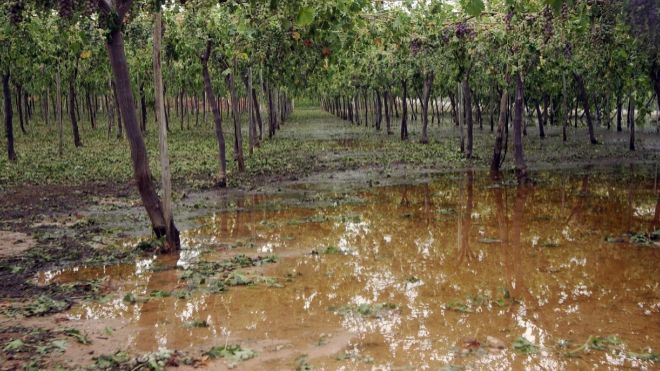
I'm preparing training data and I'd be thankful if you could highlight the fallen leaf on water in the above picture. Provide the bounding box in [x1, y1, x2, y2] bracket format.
[461, 338, 480, 350]
[486, 336, 506, 350]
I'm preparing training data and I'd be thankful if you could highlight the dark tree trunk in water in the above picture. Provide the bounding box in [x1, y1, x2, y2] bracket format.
[463, 78, 473, 158]
[475, 94, 482, 130]
[86, 91, 96, 129]
[347, 95, 354, 123]
[375, 90, 382, 130]
[105, 18, 171, 239]
[252, 88, 263, 141]
[420, 72, 434, 144]
[562, 74, 568, 142]
[393, 93, 399, 118]
[69, 72, 82, 147]
[629, 96, 635, 151]
[535, 101, 545, 139]
[244, 68, 255, 154]
[363, 90, 369, 127]
[491, 88, 508, 174]
[384, 90, 392, 134]
[112, 80, 122, 138]
[651, 62, 660, 114]
[226, 64, 245, 172]
[139, 82, 147, 133]
[15, 84, 26, 134]
[267, 83, 276, 137]
[513, 73, 528, 184]
[574, 73, 598, 144]
[152, 10, 180, 251]
[616, 93, 622, 132]
[201, 41, 227, 187]
[3, 72, 16, 161]
[449, 93, 458, 126]
[400, 80, 408, 140]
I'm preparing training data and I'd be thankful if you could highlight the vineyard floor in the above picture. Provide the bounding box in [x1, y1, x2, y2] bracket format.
[0, 107, 659, 369]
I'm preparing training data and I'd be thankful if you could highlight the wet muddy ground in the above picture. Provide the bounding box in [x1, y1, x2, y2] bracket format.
[1, 108, 659, 369]
[2, 165, 659, 370]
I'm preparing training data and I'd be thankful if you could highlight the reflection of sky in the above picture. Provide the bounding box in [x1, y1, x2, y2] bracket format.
[44, 174, 660, 369]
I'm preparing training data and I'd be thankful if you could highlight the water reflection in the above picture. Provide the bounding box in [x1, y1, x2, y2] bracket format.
[43, 168, 659, 369]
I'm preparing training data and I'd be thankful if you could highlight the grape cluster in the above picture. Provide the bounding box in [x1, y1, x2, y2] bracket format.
[629, 0, 658, 39]
[543, 5, 554, 42]
[77, 0, 97, 16]
[505, 11, 513, 32]
[440, 29, 451, 43]
[455, 22, 473, 39]
[410, 38, 423, 55]
[8, 0, 24, 25]
[560, 3, 569, 21]
[59, 0, 73, 19]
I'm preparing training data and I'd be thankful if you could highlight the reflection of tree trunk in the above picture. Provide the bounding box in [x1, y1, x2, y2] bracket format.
[653, 196, 660, 230]
[458, 171, 475, 265]
[510, 186, 532, 302]
[422, 184, 433, 225]
[563, 175, 589, 226]
[399, 187, 410, 207]
[136, 254, 181, 351]
[493, 182, 511, 306]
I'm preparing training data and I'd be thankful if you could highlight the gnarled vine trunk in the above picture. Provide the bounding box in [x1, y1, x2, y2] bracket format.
[491, 88, 508, 174]
[574, 73, 598, 144]
[513, 73, 528, 184]
[420, 72, 434, 144]
[201, 40, 227, 187]
[400, 80, 408, 141]
[3, 72, 16, 161]
[153, 11, 180, 251]
[106, 20, 169, 239]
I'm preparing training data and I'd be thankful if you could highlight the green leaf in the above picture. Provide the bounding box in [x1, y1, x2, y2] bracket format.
[204, 345, 256, 362]
[512, 337, 539, 354]
[460, 0, 484, 17]
[295, 7, 316, 27]
[63, 328, 91, 344]
[51, 339, 68, 352]
[545, 0, 564, 12]
[3, 339, 24, 352]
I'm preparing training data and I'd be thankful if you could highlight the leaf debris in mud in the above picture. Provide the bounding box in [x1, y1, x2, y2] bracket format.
[512, 336, 539, 354]
[204, 344, 256, 368]
[61, 328, 90, 344]
[3, 295, 70, 317]
[333, 303, 398, 318]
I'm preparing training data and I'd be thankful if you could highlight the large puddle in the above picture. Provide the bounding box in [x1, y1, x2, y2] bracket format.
[37, 168, 660, 369]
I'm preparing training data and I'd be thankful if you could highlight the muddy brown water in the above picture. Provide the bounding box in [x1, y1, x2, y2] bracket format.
[33, 169, 660, 369]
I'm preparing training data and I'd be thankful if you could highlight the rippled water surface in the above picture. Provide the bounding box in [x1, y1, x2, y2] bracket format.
[38, 168, 660, 369]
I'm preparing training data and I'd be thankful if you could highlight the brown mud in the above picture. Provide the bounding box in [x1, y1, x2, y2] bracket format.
[1, 108, 659, 369]
[1, 166, 659, 369]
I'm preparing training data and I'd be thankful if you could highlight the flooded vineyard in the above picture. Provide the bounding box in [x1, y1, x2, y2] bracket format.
[32, 168, 660, 369]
